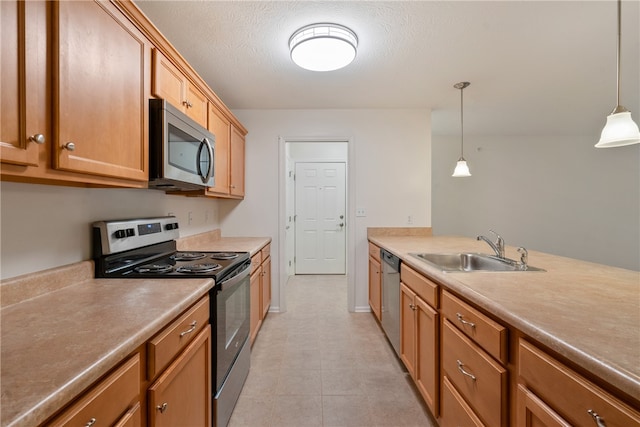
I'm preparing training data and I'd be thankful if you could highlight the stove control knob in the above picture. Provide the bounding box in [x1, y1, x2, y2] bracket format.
[166, 222, 179, 230]
[114, 229, 126, 239]
[126, 228, 135, 237]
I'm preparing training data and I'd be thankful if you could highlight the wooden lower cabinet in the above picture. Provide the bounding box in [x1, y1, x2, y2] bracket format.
[114, 402, 142, 427]
[261, 255, 272, 318]
[250, 244, 272, 345]
[516, 384, 571, 427]
[48, 354, 140, 427]
[517, 339, 640, 427]
[250, 266, 262, 345]
[148, 325, 211, 427]
[441, 318, 508, 427]
[441, 376, 485, 427]
[368, 244, 382, 321]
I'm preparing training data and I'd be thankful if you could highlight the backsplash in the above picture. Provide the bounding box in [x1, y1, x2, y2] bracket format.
[0, 182, 221, 280]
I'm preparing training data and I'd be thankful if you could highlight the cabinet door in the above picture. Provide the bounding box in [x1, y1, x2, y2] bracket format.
[229, 125, 245, 197]
[250, 269, 261, 345]
[0, 0, 43, 166]
[516, 385, 571, 427]
[400, 283, 416, 378]
[148, 325, 211, 427]
[152, 48, 186, 114]
[368, 256, 381, 320]
[206, 102, 230, 195]
[114, 402, 142, 427]
[185, 84, 208, 127]
[54, 0, 148, 181]
[415, 295, 439, 416]
[261, 256, 271, 319]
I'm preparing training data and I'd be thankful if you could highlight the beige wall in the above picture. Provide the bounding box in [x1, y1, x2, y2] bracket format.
[0, 183, 221, 279]
[218, 108, 432, 312]
[432, 133, 640, 271]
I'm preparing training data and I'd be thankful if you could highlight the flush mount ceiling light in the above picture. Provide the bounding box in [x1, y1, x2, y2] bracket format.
[452, 81, 472, 177]
[289, 23, 358, 72]
[596, 0, 640, 148]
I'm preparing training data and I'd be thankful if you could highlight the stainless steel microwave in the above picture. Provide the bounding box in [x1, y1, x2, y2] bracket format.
[148, 99, 215, 191]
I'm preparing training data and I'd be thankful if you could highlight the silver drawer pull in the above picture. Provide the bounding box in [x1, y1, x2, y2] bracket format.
[456, 360, 477, 381]
[157, 402, 168, 413]
[179, 321, 197, 337]
[456, 313, 476, 328]
[85, 418, 96, 427]
[587, 410, 607, 427]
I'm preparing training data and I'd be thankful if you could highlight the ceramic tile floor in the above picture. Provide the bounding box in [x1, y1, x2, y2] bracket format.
[228, 275, 436, 427]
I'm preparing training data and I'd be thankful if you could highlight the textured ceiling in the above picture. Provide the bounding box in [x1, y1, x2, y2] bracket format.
[134, 1, 640, 137]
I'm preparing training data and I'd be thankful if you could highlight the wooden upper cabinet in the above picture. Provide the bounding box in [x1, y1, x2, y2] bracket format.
[229, 124, 245, 198]
[206, 102, 231, 195]
[152, 49, 207, 128]
[53, 0, 149, 181]
[1, 0, 44, 166]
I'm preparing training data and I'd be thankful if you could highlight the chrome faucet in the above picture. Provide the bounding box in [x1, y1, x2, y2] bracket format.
[477, 229, 505, 258]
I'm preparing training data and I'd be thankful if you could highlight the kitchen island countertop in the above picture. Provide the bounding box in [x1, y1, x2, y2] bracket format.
[368, 234, 640, 404]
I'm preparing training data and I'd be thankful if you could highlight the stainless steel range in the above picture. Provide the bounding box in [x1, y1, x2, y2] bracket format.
[92, 216, 250, 427]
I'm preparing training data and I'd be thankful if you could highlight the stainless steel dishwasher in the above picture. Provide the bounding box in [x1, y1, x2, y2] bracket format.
[380, 248, 401, 356]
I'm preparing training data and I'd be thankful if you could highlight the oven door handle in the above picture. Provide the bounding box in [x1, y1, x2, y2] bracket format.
[218, 262, 251, 292]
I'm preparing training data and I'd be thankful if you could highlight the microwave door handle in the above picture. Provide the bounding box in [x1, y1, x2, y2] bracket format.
[196, 138, 214, 183]
[204, 137, 214, 182]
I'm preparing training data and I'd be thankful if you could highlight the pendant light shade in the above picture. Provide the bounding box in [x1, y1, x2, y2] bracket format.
[596, 0, 640, 148]
[289, 23, 358, 72]
[452, 81, 472, 177]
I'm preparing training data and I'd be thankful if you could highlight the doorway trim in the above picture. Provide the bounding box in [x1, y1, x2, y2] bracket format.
[278, 136, 356, 313]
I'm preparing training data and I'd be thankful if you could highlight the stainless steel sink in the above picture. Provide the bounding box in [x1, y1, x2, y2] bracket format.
[409, 252, 545, 272]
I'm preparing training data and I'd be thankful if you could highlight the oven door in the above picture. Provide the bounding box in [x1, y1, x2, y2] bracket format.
[215, 262, 250, 391]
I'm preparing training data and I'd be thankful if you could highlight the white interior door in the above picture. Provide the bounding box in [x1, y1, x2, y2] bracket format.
[295, 162, 346, 274]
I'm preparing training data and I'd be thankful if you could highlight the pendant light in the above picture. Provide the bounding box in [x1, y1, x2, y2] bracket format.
[289, 23, 358, 72]
[596, 0, 640, 148]
[452, 82, 472, 177]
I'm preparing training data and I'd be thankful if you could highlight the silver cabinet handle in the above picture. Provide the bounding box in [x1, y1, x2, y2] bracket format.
[62, 142, 75, 151]
[29, 134, 45, 144]
[157, 402, 168, 413]
[409, 303, 417, 311]
[179, 321, 197, 337]
[456, 360, 477, 381]
[587, 410, 607, 427]
[183, 100, 193, 108]
[456, 313, 476, 328]
[85, 418, 96, 427]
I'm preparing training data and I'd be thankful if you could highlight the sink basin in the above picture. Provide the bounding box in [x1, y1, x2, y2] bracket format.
[409, 253, 545, 272]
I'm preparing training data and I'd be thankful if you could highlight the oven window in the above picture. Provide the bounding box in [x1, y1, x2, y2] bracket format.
[224, 280, 248, 349]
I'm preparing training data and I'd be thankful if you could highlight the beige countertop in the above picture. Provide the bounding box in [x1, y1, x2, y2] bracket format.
[368, 234, 640, 403]
[0, 233, 271, 427]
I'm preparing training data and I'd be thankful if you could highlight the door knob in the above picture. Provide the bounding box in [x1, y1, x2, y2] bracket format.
[62, 142, 76, 151]
[29, 134, 45, 144]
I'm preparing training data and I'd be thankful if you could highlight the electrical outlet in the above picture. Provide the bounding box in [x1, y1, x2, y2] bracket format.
[205, 210, 210, 222]
[188, 211, 193, 225]
[356, 208, 366, 217]
[407, 215, 413, 224]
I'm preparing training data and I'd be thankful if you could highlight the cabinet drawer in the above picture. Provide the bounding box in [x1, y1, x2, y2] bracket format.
[441, 290, 507, 363]
[148, 296, 210, 379]
[251, 252, 262, 274]
[49, 353, 140, 427]
[518, 339, 640, 427]
[442, 319, 508, 427]
[114, 401, 142, 427]
[261, 243, 271, 260]
[441, 376, 485, 427]
[400, 263, 438, 308]
[368, 242, 380, 262]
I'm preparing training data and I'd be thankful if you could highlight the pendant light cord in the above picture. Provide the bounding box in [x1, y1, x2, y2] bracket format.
[460, 86, 465, 158]
[616, 0, 621, 107]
